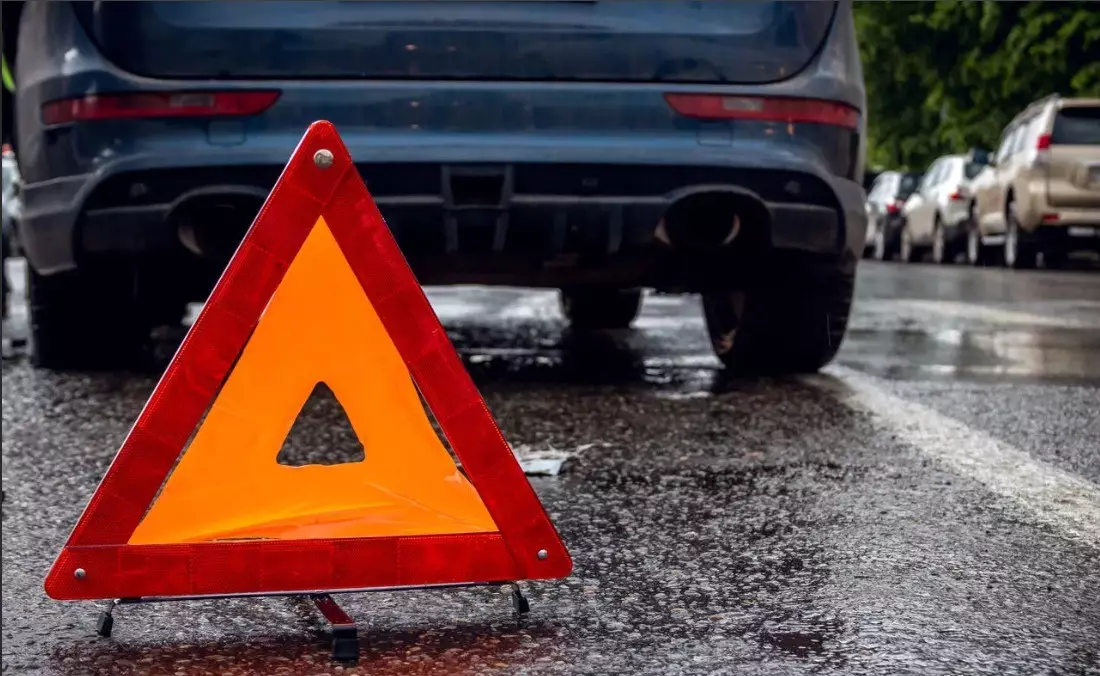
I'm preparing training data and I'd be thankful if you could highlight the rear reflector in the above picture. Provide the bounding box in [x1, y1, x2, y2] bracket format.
[42, 91, 281, 125]
[1041, 213, 1060, 223]
[664, 94, 860, 130]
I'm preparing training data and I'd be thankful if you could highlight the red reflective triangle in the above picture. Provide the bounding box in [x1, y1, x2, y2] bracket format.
[44, 121, 572, 601]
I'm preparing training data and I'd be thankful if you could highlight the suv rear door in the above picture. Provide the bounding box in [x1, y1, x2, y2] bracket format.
[1045, 103, 1100, 209]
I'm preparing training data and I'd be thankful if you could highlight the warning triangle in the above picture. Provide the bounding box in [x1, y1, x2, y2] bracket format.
[45, 122, 571, 601]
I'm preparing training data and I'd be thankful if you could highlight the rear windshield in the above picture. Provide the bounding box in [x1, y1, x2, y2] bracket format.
[897, 174, 921, 198]
[963, 162, 984, 180]
[73, 1, 838, 83]
[1051, 107, 1100, 145]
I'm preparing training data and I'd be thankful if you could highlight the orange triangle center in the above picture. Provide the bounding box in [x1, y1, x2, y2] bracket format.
[127, 218, 498, 545]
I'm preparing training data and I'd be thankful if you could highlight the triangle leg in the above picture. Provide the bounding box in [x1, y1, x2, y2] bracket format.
[95, 599, 118, 638]
[510, 582, 530, 615]
[310, 594, 360, 663]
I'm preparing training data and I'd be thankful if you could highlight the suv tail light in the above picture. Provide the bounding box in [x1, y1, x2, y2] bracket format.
[664, 94, 860, 130]
[886, 200, 902, 215]
[42, 91, 281, 125]
[948, 188, 965, 201]
[1034, 133, 1052, 167]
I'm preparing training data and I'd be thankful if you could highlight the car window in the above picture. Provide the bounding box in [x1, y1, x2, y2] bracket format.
[941, 159, 961, 185]
[1011, 119, 1034, 155]
[1051, 106, 1100, 145]
[873, 174, 891, 197]
[996, 126, 1018, 164]
[897, 173, 921, 198]
[920, 161, 942, 190]
[963, 161, 984, 180]
[931, 159, 951, 186]
[868, 176, 886, 201]
[883, 173, 898, 197]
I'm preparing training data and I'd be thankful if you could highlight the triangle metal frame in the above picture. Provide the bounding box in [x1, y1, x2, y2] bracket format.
[45, 121, 572, 601]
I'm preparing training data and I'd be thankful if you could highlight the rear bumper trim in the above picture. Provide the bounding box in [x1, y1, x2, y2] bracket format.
[19, 163, 856, 273]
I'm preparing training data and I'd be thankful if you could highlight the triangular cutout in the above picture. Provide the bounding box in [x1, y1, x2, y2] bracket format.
[44, 122, 571, 601]
[277, 383, 365, 467]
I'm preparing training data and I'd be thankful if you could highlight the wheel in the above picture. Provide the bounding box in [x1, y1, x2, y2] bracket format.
[559, 288, 643, 330]
[701, 261, 854, 375]
[965, 211, 984, 266]
[27, 264, 155, 370]
[1043, 250, 1069, 270]
[1, 226, 10, 320]
[931, 216, 951, 264]
[1004, 199, 1037, 269]
[873, 219, 900, 261]
[899, 225, 919, 263]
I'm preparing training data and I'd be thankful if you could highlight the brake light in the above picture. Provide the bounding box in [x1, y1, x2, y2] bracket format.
[886, 202, 901, 215]
[1034, 133, 1052, 167]
[664, 94, 860, 130]
[948, 188, 965, 201]
[42, 91, 281, 125]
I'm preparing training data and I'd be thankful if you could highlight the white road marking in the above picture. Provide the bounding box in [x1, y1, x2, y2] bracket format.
[814, 365, 1100, 548]
[857, 299, 1100, 329]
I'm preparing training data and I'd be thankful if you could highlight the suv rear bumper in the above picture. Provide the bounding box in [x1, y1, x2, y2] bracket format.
[20, 159, 865, 287]
[1030, 213, 1100, 253]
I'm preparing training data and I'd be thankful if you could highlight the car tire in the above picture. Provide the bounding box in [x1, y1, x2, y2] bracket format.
[899, 225, 920, 263]
[965, 208, 985, 266]
[559, 288, 643, 330]
[872, 221, 895, 261]
[28, 264, 154, 370]
[931, 216, 950, 264]
[1043, 250, 1069, 270]
[701, 261, 854, 375]
[1004, 199, 1037, 270]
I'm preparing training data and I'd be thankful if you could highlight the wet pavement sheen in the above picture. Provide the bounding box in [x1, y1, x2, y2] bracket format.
[3, 260, 1099, 675]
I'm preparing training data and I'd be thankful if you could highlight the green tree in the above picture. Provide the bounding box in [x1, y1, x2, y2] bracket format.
[855, 0, 1100, 172]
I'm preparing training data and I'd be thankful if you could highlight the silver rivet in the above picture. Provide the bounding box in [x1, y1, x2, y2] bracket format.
[313, 149, 334, 169]
[537, 549, 548, 560]
[74, 568, 87, 580]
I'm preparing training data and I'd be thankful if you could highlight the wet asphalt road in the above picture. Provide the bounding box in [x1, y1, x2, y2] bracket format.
[3, 259, 1099, 675]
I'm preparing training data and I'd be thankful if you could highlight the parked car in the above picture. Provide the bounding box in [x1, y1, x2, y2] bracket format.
[2, 145, 21, 319]
[970, 94, 1100, 268]
[15, 1, 867, 373]
[898, 154, 985, 264]
[864, 170, 921, 261]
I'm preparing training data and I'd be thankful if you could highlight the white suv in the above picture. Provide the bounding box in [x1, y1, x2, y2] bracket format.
[899, 154, 984, 264]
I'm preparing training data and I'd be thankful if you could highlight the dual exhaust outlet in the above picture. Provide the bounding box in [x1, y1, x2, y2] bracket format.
[171, 188, 769, 260]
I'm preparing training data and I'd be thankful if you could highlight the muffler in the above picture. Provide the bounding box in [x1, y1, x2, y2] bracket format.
[170, 189, 265, 262]
[656, 189, 769, 251]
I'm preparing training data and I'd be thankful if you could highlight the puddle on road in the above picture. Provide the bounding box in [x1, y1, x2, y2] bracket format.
[839, 326, 1100, 384]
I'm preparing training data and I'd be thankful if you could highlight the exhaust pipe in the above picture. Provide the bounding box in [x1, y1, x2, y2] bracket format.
[169, 189, 265, 262]
[656, 189, 769, 251]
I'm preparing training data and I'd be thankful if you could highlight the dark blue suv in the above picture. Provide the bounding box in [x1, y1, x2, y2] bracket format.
[13, 1, 866, 372]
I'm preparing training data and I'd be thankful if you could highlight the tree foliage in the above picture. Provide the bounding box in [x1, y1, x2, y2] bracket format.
[855, 0, 1100, 172]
